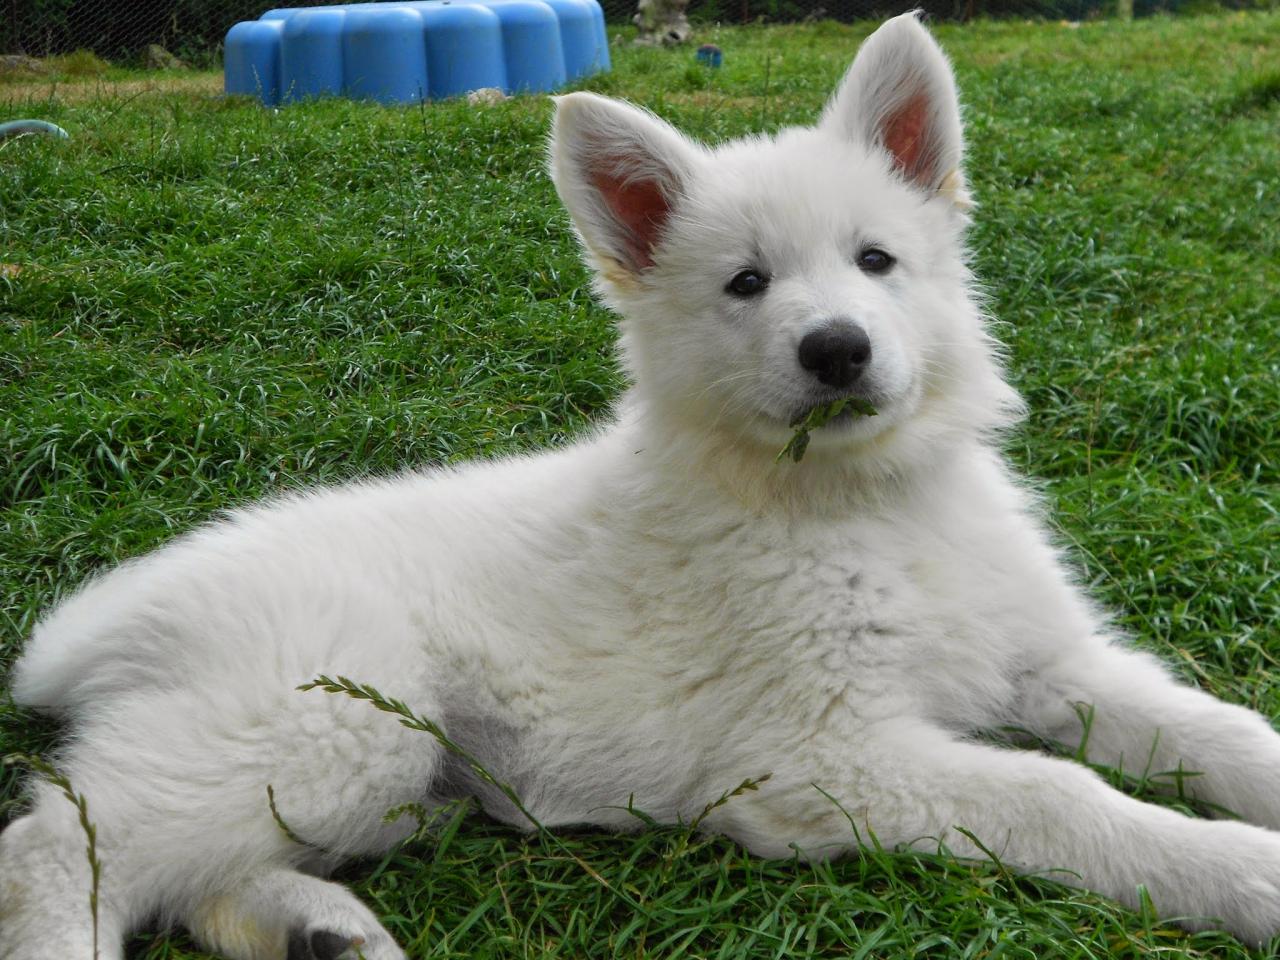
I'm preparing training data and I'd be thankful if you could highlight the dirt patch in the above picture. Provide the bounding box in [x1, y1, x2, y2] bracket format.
[0, 72, 223, 105]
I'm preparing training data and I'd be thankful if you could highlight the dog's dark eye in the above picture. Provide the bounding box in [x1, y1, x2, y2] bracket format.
[727, 270, 769, 297]
[858, 248, 894, 274]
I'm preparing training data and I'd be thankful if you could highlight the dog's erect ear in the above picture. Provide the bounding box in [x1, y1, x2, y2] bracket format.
[550, 92, 702, 277]
[821, 12, 968, 206]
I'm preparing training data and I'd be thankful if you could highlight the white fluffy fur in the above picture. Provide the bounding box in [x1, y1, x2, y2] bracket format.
[6, 13, 1280, 958]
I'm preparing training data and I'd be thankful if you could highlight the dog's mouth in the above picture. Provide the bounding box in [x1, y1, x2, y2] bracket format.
[775, 395, 882, 463]
[787, 393, 880, 432]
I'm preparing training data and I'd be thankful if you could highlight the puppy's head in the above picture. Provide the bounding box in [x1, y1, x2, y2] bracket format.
[550, 14, 1019, 474]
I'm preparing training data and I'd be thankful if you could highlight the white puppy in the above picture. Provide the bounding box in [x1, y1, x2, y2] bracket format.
[4, 13, 1280, 959]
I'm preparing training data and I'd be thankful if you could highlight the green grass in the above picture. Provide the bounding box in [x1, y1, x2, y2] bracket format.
[3, 10, 1280, 958]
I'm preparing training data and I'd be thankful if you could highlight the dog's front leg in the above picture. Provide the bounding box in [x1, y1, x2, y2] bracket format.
[1013, 638, 1280, 830]
[716, 717, 1280, 943]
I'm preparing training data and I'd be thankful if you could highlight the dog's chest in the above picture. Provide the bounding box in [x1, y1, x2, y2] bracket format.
[416, 458, 1077, 821]
[538, 499, 1033, 744]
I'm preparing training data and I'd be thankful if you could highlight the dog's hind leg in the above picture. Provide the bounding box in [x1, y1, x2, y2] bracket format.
[2, 660, 445, 960]
[0, 791, 407, 960]
[186, 868, 405, 960]
[0, 788, 127, 960]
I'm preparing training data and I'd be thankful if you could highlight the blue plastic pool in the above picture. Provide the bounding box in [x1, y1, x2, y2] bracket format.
[225, 0, 609, 106]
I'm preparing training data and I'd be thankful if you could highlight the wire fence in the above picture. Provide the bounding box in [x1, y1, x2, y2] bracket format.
[0, 0, 1259, 60]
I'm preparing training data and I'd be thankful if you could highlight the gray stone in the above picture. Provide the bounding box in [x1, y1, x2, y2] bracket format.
[0, 54, 45, 75]
[143, 44, 186, 70]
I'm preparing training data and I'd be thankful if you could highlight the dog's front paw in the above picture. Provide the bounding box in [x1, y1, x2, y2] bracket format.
[191, 872, 408, 960]
[288, 929, 353, 960]
[1158, 819, 1280, 946]
[287, 925, 403, 960]
[287, 929, 358, 960]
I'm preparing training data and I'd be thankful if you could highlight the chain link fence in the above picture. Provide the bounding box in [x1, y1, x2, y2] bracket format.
[0, 0, 1259, 60]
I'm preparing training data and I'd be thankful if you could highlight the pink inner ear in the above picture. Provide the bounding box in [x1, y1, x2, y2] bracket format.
[592, 172, 670, 270]
[882, 93, 931, 185]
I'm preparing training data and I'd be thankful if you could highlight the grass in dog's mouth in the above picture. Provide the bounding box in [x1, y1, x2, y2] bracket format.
[777, 397, 878, 464]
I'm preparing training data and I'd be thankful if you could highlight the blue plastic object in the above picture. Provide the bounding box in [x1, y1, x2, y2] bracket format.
[538, 0, 602, 82]
[225, 20, 286, 104]
[0, 119, 71, 140]
[280, 9, 346, 102]
[695, 43, 722, 68]
[224, 0, 610, 105]
[343, 6, 430, 102]
[419, 3, 506, 98]
[481, 0, 564, 93]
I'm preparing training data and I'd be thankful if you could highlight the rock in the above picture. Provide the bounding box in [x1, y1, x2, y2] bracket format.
[144, 44, 186, 70]
[634, 0, 691, 46]
[0, 54, 45, 76]
[466, 87, 507, 105]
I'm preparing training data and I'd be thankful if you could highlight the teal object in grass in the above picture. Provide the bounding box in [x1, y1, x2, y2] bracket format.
[695, 43, 722, 68]
[224, 0, 609, 106]
[0, 120, 70, 140]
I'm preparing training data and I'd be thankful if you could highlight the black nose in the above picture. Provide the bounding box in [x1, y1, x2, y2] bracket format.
[797, 323, 872, 389]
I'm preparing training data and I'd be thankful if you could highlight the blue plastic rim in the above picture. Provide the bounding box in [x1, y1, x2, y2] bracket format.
[225, 0, 610, 105]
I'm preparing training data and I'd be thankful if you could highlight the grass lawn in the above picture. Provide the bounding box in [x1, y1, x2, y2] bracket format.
[3, 9, 1280, 958]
